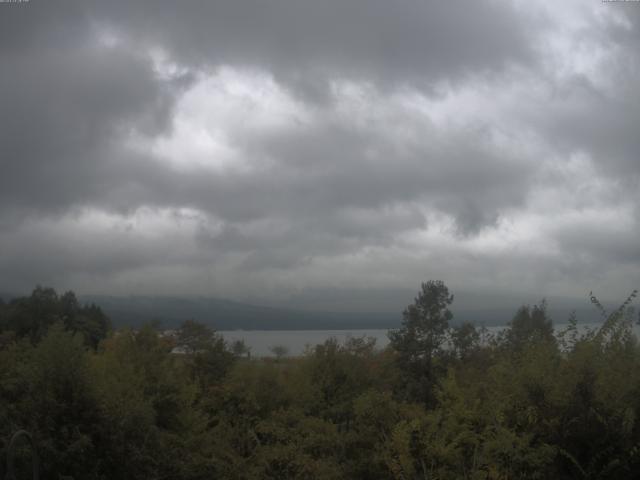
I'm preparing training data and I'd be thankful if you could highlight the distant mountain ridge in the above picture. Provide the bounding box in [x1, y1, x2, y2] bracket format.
[80, 294, 400, 330]
[2, 290, 608, 331]
[79, 295, 606, 331]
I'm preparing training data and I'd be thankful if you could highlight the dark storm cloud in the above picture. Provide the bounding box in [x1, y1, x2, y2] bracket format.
[0, 31, 182, 216]
[92, 0, 534, 97]
[241, 120, 533, 234]
[96, 116, 533, 239]
[0, 0, 638, 301]
[0, 0, 532, 216]
[196, 203, 427, 271]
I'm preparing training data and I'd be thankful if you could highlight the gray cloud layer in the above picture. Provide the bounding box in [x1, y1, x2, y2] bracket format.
[1, 1, 639, 309]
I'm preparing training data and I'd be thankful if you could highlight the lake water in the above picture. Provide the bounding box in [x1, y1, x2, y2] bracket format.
[219, 329, 391, 357]
[220, 322, 638, 357]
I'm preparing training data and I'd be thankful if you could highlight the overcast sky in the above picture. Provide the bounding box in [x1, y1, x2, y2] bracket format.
[1, 0, 639, 310]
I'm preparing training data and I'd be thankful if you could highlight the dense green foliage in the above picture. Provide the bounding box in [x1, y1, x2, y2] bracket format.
[0, 286, 110, 348]
[1, 285, 639, 479]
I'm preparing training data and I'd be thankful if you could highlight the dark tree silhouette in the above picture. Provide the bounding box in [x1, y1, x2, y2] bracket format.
[389, 280, 453, 405]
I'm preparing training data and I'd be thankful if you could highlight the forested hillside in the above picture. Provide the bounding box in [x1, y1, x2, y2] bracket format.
[1, 282, 639, 479]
